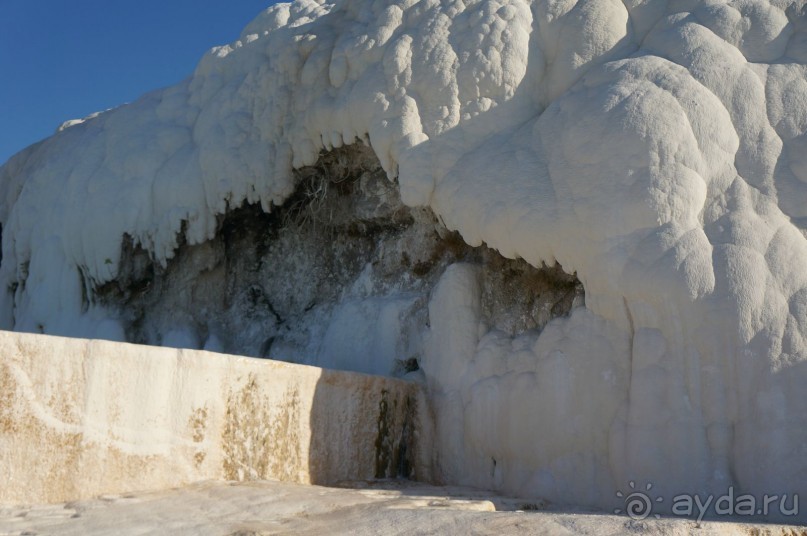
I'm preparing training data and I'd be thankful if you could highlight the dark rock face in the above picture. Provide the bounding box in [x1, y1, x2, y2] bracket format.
[97, 144, 583, 376]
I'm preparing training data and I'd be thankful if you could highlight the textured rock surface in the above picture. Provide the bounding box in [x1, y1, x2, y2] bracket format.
[4, 0, 807, 517]
[91, 144, 582, 376]
[0, 330, 429, 504]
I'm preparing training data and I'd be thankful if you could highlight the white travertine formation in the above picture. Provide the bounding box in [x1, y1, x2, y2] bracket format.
[3, 0, 807, 517]
[0, 330, 427, 504]
[2, 480, 802, 535]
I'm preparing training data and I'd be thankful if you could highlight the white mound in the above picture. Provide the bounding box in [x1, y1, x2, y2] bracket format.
[3, 0, 807, 519]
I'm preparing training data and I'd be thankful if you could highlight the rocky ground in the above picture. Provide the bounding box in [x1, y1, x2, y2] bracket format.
[1, 479, 803, 536]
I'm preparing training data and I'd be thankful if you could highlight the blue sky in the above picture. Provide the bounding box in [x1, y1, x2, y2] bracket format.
[0, 0, 277, 164]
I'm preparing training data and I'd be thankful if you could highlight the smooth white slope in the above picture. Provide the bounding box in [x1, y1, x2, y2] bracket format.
[3, 0, 807, 516]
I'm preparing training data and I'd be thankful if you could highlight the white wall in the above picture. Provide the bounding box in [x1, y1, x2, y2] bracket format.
[0, 331, 431, 504]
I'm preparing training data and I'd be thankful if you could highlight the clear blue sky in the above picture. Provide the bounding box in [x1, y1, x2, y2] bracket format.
[0, 0, 277, 165]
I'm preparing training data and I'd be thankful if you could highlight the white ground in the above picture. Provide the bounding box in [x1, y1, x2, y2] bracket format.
[0, 480, 801, 536]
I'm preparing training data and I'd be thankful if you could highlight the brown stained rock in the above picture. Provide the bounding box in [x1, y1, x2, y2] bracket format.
[0, 331, 432, 504]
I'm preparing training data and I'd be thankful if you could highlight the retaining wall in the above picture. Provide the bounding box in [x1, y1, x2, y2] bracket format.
[0, 331, 432, 504]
